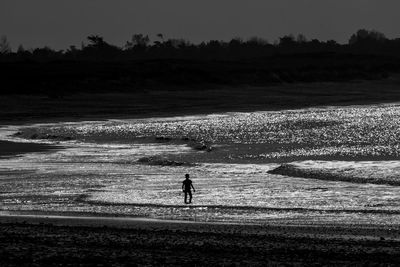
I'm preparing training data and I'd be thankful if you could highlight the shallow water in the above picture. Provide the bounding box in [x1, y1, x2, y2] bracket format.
[2, 103, 400, 225]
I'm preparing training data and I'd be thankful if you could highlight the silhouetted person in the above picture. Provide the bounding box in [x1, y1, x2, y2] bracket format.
[182, 174, 195, 204]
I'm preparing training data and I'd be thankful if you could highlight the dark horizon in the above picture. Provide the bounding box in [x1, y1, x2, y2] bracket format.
[0, 28, 398, 55]
[1, 0, 400, 50]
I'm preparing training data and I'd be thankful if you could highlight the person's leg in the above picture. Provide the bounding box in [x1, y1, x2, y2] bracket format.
[188, 191, 192, 203]
[184, 191, 188, 204]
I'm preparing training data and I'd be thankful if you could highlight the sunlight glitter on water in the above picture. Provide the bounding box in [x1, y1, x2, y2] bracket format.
[2, 103, 400, 225]
[17, 103, 400, 159]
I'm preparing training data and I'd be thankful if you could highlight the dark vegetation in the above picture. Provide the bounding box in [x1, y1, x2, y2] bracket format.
[1, 29, 400, 96]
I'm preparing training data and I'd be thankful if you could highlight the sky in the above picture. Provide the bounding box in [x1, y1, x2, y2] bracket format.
[1, 0, 400, 50]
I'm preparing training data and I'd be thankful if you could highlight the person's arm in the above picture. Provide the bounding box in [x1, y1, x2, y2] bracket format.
[191, 183, 195, 192]
[182, 182, 185, 191]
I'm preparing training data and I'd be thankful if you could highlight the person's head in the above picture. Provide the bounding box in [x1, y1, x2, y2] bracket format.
[185, 174, 189, 179]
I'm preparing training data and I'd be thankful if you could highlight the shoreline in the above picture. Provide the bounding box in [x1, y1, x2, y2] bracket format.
[2, 212, 400, 231]
[1, 96, 400, 127]
[2, 76, 400, 126]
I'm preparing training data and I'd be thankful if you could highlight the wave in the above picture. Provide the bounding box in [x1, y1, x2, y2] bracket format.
[137, 156, 195, 167]
[268, 163, 400, 186]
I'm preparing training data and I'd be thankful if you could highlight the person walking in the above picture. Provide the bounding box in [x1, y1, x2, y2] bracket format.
[182, 174, 195, 204]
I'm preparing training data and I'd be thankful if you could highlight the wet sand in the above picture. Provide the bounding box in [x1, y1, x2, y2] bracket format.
[1, 214, 400, 266]
[0, 140, 60, 158]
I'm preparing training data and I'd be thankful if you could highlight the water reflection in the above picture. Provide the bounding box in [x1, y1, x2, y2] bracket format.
[1, 103, 400, 225]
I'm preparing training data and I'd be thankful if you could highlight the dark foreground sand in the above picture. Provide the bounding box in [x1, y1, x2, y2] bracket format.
[1, 214, 400, 266]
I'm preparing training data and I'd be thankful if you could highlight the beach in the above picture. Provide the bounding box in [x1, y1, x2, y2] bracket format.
[1, 214, 400, 266]
[2, 79, 400, 265]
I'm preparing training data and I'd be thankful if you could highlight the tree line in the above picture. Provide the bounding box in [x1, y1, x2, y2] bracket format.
[2, 29, 400, 96]
[1, 29, 400, 62]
